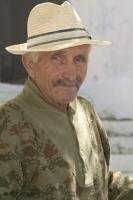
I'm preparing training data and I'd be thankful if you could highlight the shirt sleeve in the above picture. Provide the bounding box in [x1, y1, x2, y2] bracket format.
[0, 109, 23, 199]
[108, 171, 133, 200]
[91, 103, 133, 200]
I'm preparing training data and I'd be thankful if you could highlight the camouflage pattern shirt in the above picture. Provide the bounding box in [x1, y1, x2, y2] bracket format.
[0, 79, 133, 200]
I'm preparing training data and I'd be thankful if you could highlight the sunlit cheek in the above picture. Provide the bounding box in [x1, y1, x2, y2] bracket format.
[82, 69, 87, 79]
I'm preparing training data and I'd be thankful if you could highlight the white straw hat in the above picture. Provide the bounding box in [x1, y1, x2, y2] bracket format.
[6, 1, 111, 55]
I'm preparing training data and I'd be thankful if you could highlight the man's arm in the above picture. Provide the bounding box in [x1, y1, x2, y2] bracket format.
[0, 107, 23, 199]
[108, 171, 133, 200]
[92, 105, 133, 200]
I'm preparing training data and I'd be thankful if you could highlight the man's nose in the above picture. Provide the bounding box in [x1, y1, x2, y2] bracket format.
[63, 61, 77, 79]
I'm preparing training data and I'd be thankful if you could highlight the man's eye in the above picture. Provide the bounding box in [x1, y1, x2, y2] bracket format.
[75, 56, 86, 64]
[52, 55, 61, 61]
[52, 56, 60, 60]
[51, 54, 66, 64]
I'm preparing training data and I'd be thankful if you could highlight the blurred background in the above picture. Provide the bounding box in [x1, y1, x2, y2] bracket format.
[0, 0, 133, 176]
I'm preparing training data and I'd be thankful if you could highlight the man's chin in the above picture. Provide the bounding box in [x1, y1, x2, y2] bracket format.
[63, 86, 78, 93]
[59, 94, 77, 104]
[53, 87, 78, 103]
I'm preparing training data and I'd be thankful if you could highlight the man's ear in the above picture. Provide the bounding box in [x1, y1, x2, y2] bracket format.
[22, 54, 35, 79]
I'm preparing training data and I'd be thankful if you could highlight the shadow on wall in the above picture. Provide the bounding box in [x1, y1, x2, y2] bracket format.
[0, 0, 66, 84]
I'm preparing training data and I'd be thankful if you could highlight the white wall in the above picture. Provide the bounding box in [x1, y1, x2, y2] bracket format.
[70, 0, 133, 119]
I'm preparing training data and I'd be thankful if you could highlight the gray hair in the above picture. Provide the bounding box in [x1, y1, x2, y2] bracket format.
[27, 52, 41, 63]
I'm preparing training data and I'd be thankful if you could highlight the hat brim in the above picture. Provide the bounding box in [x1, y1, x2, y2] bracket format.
[6, 38, 112, 55]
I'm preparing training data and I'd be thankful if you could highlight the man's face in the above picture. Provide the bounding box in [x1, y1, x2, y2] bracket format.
[25, 44, 91, 109]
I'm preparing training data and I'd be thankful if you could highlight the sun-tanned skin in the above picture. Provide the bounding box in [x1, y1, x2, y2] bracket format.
[22, 45, 91, 110]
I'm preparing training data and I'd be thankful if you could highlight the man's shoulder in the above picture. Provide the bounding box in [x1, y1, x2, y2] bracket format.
[0, 96, 35, 142]
[76, 95, 100, 123]
[0, 96, 22, 111]
[0, 97, 24, 124]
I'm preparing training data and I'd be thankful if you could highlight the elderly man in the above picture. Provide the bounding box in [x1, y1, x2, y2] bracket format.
[0, 1, 133, 200]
